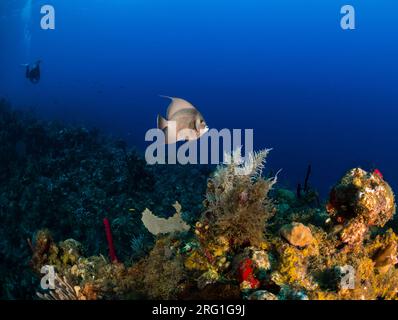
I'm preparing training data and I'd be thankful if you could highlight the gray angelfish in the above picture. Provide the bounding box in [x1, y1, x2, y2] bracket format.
[157, 96, 209, 144]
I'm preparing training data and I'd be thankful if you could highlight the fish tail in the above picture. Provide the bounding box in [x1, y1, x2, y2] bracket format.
[157, 114, 168, 130]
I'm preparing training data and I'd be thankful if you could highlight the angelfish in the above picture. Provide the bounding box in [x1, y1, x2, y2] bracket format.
[157, 96, 209, 144]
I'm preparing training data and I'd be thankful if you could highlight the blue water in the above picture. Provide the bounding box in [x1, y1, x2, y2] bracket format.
[1, 0, 397, 196]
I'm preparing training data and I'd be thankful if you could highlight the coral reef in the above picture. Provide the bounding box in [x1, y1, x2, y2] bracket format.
[3, 99, 398, 300]
[30, 157, 398, 301]
[29, 152, 398, 300]
[327, 168, 396, 247]
[176, 149, 278, 298]
[0, 99, 208, 299]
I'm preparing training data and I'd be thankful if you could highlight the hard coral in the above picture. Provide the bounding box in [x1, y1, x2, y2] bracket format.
[327, 168, 396, 246]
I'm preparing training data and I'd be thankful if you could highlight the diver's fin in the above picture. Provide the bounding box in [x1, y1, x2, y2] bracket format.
[157, 114, 168, 130]
[159, 95, 197, 119]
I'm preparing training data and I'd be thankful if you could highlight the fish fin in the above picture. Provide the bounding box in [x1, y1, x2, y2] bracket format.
[176, 135, 187, 142]
[157, 114, 168, 130]
[159, 95, 197, 119]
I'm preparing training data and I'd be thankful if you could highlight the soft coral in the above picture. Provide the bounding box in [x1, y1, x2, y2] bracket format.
[103, 217, 118, 263]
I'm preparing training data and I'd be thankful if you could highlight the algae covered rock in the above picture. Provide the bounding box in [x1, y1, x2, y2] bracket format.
[373, 241, 398, 273]
[280, 222, 314, 248]
[248, 290, 278, 300]
[327, 168, 396, 245]
[59, 239, 84, 265]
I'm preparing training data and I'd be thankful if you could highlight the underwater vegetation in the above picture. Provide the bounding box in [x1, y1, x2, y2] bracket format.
[2, 98, 398, 300]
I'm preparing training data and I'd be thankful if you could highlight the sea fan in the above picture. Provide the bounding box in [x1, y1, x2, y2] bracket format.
[141, 202, 190, 236]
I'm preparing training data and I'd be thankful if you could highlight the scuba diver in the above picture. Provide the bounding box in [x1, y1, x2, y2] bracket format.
[21, 60, 41, 84]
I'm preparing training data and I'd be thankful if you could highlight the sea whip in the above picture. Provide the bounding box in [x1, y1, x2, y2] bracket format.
[103, 217, 118, 263]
